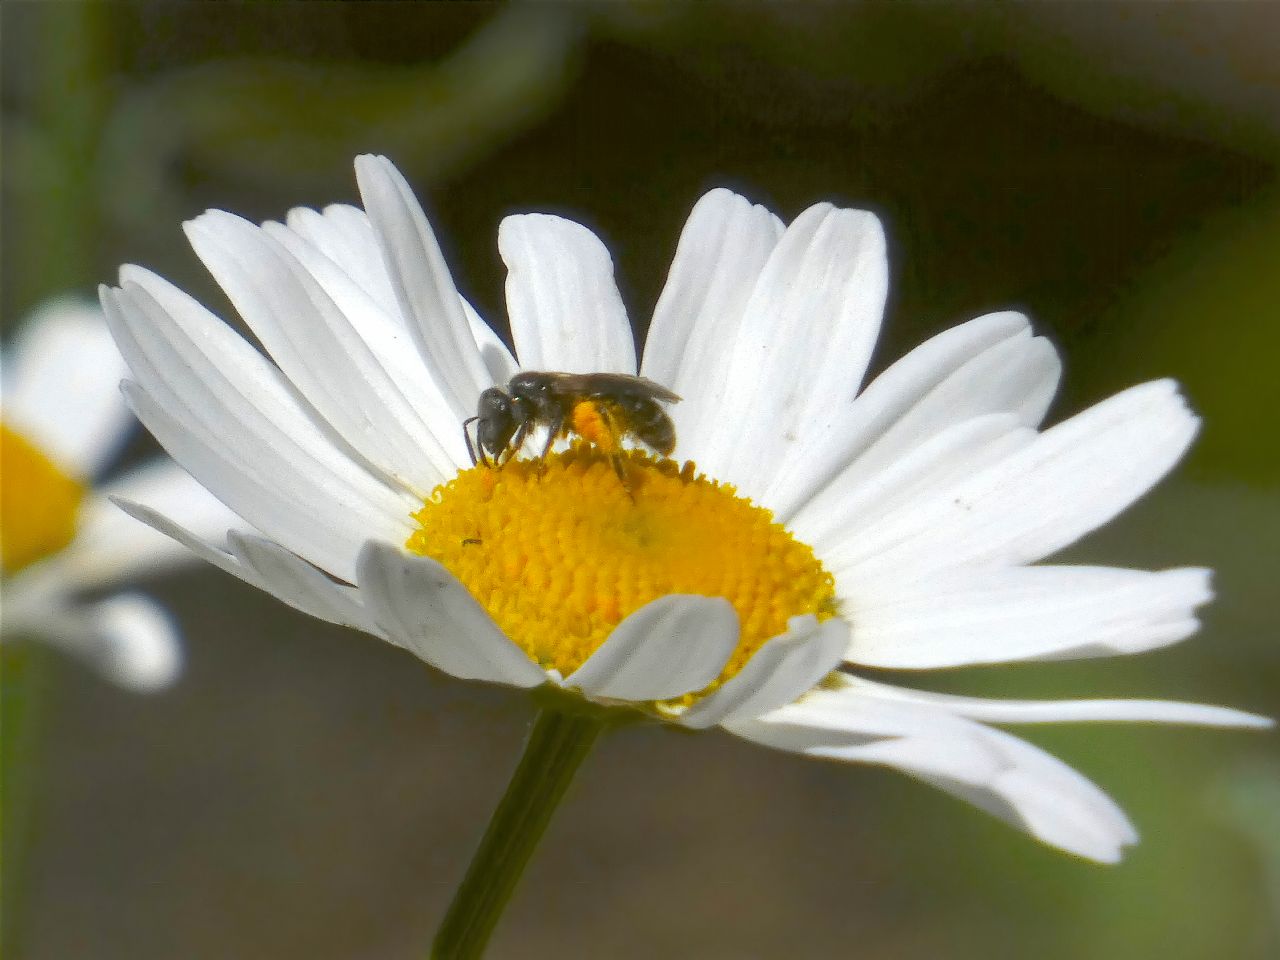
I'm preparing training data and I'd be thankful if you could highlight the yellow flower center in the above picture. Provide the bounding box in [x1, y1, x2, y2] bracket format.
[0, 421, 87, 575]
[406, 444, 837, 687]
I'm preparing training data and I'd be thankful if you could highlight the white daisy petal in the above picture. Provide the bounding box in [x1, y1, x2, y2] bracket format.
[565, 595, 739, 701]
[694, 203, 887, 500]
[354, 154, 491, 417]
[679, 615, 849, 730]
[1, 297, 132, 479]
[727, 682, 1138, 863]
[38, 593, 183, 692]
[357, 542, 547, 688]
[104, 275, 407, 512]
[281, 205, 516, 393]
[756, 311, 1027, 518]
[226, 531, 384, 637]
[102, 283, 412, 581]
[183, 211, 456, 495]
[59, 459, 245, 587]
[261, 218, 473, 474]
[841, 565, 1213, 668]
[794, 413, 1035, 556]
[284, 204, 400, 314]
[845, 677, 1274, 728]
[119, 380, 404, 585]
[462, 297, 519, 387]
[498, 213, 636, 374]
[775, 322, 1059, 522]
[837, 379, 1200, 578]
[640, 188, 784, 456]
[113, 499, 378, 636]
[109, 499, 241, 578]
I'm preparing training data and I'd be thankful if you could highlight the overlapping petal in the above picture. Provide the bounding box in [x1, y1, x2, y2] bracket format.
[284, 204, 400, 314]
[791, 413, 1035, 557]
[264, 218, 476, 468]
[279, 201, 518, 392]
[680, 615, 849, 729]
[185, 211, 460, 493]
[641, 188, 784, 457]
[774, 315, 1059, 523]
[354, 154, 493, 418]
[725, 678, 1139, 862]
[59, 459, 245, 587]
[693, 202, 887, 501]
[357, 543, 547, 688]
[102, 279, 414, 582]
[113, 499, 379, 636]
[826, 379, 1199, 580]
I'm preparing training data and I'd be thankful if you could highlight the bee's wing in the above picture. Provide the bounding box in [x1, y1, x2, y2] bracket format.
[562, 372, 681, 404]
[630, 376, 683, 403]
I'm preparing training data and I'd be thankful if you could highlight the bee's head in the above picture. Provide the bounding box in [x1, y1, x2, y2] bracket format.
[474, 387, 519, 461]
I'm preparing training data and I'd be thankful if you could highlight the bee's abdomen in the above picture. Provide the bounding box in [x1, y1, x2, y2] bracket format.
[621, 396, 676, 456]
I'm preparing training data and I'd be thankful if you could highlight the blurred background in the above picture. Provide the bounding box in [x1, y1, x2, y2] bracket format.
[2, 3, 1278, 958]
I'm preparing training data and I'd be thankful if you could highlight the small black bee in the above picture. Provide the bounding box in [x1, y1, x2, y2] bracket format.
[463, 371, 682, 482]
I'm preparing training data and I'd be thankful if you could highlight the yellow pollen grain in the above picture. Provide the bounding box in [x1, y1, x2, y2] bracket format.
[0, 421, 87, 575]
[406, 443, 837, 692]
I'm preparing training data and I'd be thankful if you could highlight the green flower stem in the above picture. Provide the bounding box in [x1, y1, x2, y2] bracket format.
[431, 706, 604, 960]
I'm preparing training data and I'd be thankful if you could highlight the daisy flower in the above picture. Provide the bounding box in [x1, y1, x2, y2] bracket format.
[2, 298, 242, 690]
[101, 154, 1268, 870]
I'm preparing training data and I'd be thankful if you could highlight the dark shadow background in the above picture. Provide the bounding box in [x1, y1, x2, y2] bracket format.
[3, 3, 1278, 958]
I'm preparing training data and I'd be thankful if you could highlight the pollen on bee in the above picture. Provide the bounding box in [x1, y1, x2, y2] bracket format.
[569, 400, 619, 454]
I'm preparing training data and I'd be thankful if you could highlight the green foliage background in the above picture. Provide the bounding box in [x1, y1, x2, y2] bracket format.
[2, 4, 1277, 958]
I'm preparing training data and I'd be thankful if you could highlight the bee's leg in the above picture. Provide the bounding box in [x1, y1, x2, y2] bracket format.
[501, 420, 532, 467]
[610, 453, 636, 502]
[462, 416, 480, 466]
[585, 404, 634, 499]
[536, 413, 563, 466]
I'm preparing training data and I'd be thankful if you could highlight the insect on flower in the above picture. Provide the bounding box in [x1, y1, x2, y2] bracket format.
[100, 154, 1271, 865]
[463, 371, 682, 485]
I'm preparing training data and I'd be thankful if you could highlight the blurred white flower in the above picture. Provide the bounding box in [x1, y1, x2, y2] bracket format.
[103, 155, 1269, 858]
[1, 298, 241, 690]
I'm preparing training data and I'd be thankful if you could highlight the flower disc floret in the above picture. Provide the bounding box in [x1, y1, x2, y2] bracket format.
[406, 444, 838, 684]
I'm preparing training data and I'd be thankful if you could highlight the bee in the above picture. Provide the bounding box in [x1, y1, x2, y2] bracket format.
[463, 371, 682, 484]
